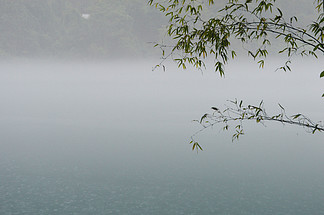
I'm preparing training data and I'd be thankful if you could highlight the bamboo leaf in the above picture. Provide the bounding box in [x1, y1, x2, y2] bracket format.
[278, 103, 285, 110]
[200, 114, 208, 123]
[292, 114, 301, 119]
[192, 142, 196, 150]
[197, 143, 203, 151]
[320, 71, 324, 78]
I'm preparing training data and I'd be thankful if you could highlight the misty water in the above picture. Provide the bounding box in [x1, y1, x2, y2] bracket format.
[0, 59, 323, 214]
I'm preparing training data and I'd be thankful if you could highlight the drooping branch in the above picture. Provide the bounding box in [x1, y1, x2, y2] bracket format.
[148, 1, 324, 152]
[149, 0, 324, 75]
[190, 99, 324, 151]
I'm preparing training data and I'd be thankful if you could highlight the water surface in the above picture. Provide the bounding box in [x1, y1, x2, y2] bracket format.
[0, 59, 323, 214]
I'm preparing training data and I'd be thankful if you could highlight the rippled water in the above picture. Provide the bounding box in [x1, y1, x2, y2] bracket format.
[0, 59, 323, 214]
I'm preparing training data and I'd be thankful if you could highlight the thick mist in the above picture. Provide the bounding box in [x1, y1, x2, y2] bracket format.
[1, 1, 323, 214]
[0, 59, 323, 214]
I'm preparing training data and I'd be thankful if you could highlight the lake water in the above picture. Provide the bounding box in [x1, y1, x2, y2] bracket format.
[0, 59, 323, 214]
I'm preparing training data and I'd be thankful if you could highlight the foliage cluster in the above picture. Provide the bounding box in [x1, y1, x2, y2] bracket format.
[149, 0, 323, 75]
[148, 0, 324, 150]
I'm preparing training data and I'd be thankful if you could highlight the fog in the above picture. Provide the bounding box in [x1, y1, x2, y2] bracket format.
[0, 58, 323, 214]
[1, 0, 324, 214]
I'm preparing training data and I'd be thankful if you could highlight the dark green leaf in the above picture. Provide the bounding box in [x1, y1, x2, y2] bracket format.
[320, 71, 324, 78]
[278, 103, 285, 110]
[197, 143, 203, 151]
[200, 114, 208, 123]
[192, 142, 196, 151]
[292, 114, 301, 119]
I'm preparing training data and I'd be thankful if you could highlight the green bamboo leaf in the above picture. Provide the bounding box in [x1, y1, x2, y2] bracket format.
[200, 114, 208, 123]
[278, 103, 285, 110]
[192, 142, 196, 151]
[292, 114, 301, 119]
[211, 107, 219, 111]
[320, 71, 324, 78]
[197, 143, 203, 151]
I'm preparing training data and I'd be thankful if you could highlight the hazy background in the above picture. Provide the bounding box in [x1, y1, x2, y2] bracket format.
[0, 59, 323, 214]
[0, 0, 324, 214]
[0, 0, 319, 59]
